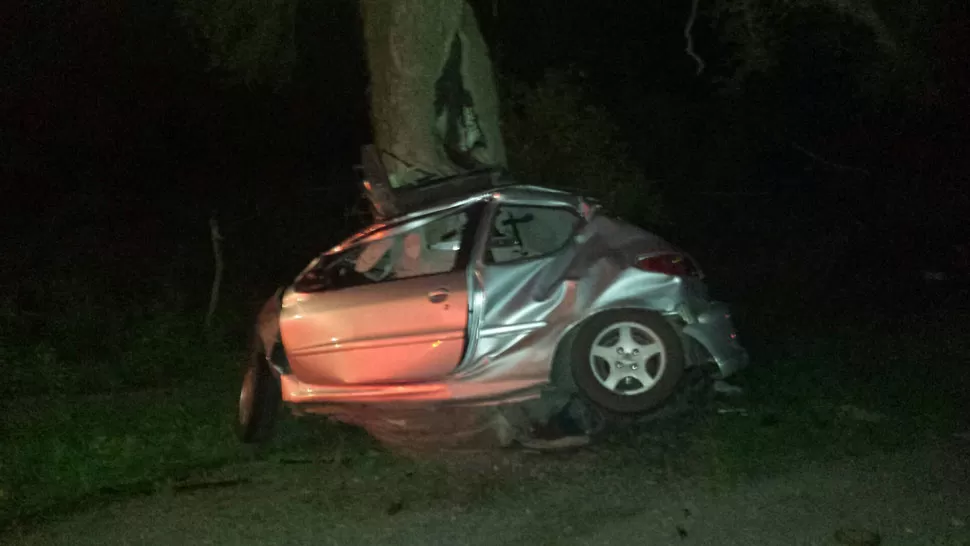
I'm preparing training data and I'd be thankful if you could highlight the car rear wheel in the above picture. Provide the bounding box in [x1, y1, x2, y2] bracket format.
[571, 310, 684, 414]
[237, 350, 281, 444]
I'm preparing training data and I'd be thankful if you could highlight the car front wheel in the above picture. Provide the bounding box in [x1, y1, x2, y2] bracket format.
[571, 310, 685, 414]
[236, 349, 281, 444]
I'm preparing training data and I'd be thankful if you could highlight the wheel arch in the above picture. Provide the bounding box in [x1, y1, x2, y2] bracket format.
[254, 288, 290, 377]
[549, 304, 677, 392]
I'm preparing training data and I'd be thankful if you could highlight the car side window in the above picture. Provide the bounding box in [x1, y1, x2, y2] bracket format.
[486, 205, 582, 264]
[313, 211, 469, 290]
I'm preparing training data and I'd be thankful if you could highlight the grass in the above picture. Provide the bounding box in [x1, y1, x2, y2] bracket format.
[675, 305, 970, 485]
[0, 290, 249, 529]
[0, 383, 238, 523]
[1, 300, 968, 534]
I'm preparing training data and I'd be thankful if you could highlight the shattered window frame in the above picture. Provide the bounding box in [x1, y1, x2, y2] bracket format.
[484, 204, 585, 266]
[294, 202, 485, 293]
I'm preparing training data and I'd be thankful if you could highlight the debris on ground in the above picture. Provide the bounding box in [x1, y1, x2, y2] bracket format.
[713, 380, 745, 396]
[519, 435, 591, 452]
[833, 527, 881, 545]
[385, 500, 404, 516]
[759, 413, 780, 427]
[716, 407, 749, 416]
[172, 478, 250, 494]
[838, 404, 886, 423]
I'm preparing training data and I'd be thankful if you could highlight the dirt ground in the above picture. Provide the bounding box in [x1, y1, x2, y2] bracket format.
[7, 439, 969, 546]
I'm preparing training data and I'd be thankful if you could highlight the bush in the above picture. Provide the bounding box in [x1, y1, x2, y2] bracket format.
[0, 280, 241, 398]
[501, 69, 665, 224]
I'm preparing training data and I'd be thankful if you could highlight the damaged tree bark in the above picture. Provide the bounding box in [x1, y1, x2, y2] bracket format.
[359, 0, 506, 216]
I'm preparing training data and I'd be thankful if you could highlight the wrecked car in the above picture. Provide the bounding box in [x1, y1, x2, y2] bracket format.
[239, 178, 748, 446]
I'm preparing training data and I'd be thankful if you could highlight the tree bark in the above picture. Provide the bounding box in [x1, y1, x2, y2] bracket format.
[359, 0, 506, 191]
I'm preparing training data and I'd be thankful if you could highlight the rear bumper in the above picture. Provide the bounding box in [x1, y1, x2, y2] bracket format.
[712, 349, 750, 378]
[681, 301, 750, 378]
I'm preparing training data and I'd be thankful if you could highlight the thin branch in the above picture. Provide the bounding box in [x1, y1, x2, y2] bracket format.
[792, 142, 871, 176]
[684, 0, 705, 75]
[205, 215, 224, 330]
[694, 191, 772, 197]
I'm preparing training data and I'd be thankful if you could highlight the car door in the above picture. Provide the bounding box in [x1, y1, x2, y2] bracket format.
[473, 203, 585, 352]
[280, 207, 476, 386]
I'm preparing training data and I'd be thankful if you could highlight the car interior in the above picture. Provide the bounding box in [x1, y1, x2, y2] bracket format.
[488, 206, 581, 264]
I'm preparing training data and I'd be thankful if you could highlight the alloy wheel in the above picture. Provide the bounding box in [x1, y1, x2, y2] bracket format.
[588, 321, 666, 396]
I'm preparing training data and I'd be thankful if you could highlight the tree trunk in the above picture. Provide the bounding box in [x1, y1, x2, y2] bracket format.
[359, 0, 506, 194]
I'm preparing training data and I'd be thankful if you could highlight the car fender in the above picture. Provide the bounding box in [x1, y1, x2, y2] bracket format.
[255, 287, 290, 376]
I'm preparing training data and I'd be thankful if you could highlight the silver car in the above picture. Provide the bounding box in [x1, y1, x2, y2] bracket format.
[239, 184, 748, 444]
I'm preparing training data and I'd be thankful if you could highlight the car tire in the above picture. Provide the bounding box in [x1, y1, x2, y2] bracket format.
[571, 310, 685, 414]
[236, 349, 281, 444]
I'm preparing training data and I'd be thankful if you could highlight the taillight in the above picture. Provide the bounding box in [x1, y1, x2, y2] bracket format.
[635, 253, 699, 277]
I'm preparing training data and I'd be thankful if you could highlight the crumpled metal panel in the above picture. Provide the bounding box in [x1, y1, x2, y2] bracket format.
[454, 212, 698, 397]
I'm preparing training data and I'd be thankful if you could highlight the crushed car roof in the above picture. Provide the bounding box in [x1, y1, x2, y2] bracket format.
[335, 183, 587, 251]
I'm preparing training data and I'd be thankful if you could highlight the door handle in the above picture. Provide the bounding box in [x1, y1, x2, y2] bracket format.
[428, 289, 449, 304]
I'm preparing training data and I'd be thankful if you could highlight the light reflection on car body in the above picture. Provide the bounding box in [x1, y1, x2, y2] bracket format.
[255, 184, 748, 420]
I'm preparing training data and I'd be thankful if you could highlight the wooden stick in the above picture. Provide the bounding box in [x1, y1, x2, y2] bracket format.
[792, 142, 871, 176]
[684, 0, 705, 75]
[206, 215, 224, 330]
